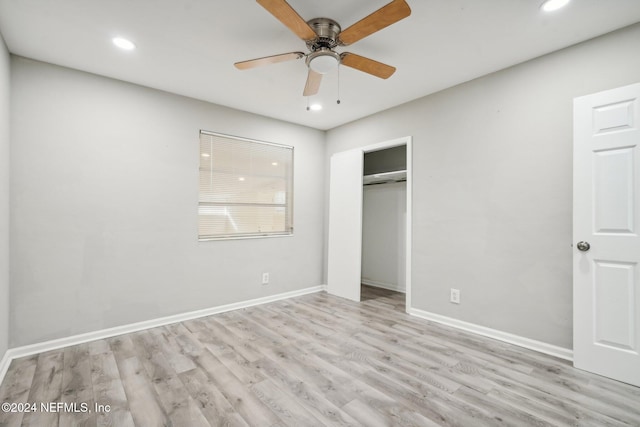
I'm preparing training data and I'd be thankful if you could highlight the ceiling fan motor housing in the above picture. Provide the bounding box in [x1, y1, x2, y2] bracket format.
[306, 18, 341, 51]
[305, 18, 342, 74]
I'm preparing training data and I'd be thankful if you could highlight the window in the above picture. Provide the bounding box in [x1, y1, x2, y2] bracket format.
[198, 131, 294, 240]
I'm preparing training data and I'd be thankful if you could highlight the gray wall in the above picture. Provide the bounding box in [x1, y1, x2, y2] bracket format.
[10, 57, 325, 347]
[0, 34, 9, 358]
[326, 23, 640, 349]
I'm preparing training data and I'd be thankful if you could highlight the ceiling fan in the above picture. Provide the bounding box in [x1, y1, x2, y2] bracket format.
[234, 0, 411, 97]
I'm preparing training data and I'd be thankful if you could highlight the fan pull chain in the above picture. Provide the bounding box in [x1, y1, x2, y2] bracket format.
[337, 65, 341, 105]
[306, 96, 310, 111]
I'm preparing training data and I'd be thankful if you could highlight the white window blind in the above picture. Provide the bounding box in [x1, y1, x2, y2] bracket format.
[198, 131, 294, 240]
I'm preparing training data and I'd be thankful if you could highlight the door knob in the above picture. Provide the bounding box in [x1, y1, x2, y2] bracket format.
[577, 241, 590, 252]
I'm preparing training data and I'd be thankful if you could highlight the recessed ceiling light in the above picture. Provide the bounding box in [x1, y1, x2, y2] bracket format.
[309, 103, 323, 111]
[238, 177, 245, 182]
[112, 37, 136, 50]
[541, 0, 570, 12]
[272, 162, 278, 166]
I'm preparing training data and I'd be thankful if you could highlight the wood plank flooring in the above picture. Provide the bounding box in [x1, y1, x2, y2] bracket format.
[1, 285, 639, 426]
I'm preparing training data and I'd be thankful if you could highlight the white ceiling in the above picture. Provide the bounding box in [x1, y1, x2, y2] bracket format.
[1, 0, 640, 130]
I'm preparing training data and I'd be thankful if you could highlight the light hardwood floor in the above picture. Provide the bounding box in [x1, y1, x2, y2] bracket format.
[1, 285, 639, 426]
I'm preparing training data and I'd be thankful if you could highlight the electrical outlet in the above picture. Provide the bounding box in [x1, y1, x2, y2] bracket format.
[450, 288, 460, 304]
[262, 272, 269, 285]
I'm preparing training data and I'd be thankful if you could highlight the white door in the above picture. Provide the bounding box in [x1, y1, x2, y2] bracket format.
[327, 149, 363, 302]
[574, 82, 640, 387]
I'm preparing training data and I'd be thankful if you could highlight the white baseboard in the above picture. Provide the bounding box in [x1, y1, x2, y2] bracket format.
[0, 349, 11, 387]
[0, 285, 325, 385]
[361, 278, 406, 293]
[408, 307, 573, 361]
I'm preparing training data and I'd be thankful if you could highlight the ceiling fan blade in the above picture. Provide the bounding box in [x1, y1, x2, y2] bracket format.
[256, 0, 317, 41]
[303, 70, 323, 96]
[234, 52, 305, 70]
[339, 0, 411, 46]
[340, 53, 396, 79]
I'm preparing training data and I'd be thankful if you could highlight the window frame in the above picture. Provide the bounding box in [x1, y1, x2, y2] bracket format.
[198, 130, 294, 241]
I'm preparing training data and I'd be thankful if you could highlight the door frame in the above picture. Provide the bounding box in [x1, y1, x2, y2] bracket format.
[327, 135, 412, 310]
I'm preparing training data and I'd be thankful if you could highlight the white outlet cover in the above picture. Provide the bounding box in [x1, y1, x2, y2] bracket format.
[450, 289, 460, 304]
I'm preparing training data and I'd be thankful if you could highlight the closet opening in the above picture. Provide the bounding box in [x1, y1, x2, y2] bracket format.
[327, 136, 411, 307]
[361, 145, 407, 312]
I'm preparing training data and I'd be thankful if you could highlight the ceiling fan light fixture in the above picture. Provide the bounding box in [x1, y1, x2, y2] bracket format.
[541, 0, 570, 12]
[307, 50, 340, 74]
